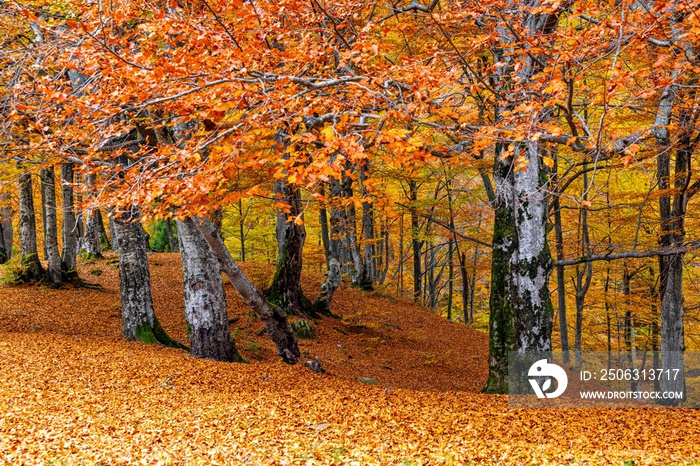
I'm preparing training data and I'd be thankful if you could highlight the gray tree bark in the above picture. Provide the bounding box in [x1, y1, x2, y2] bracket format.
[40, 168, 62, 286]
[0, 192, 12, 263]
[485, 140, 554, 393]
[60, 163, 79, 279]
[177, 217, 242, 362]
[650, 3, 692, 403]
[113, 207, 183, 348]
[108, 216, 119, 252]
[195, 217, 300, 363]
[359, 161, 375, 290]
[266, 180, 312, 315]
[83, 176, 103, 258]
[313, 182, 345, 316]
[18, 172, 44, 283]
[483, 3, 561, 394]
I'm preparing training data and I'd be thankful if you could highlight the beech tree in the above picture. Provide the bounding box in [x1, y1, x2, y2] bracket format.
[3, 0, 700, 394]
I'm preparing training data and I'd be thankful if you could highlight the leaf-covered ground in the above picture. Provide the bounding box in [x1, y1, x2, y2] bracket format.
[0, 253, 698, 465]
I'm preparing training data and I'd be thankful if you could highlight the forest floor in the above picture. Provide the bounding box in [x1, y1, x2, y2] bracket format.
[0, 253, 698, 465]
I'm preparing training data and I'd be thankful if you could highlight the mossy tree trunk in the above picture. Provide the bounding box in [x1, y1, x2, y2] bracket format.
[266, 180, 312, 316]
[484, 141, 554, 394]
[18, 172, 44, 283]
[195, 217, 300, 364]
[177, 217, 242, 362]
[0, 192, 12, 264]
[40, 168, 62, 287]
[113, 207, 183, 348]
[60, 163, 79, 279]
[483, 2, 563, 394]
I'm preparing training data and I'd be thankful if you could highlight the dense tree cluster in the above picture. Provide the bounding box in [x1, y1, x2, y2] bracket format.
[1, 0, 699, 400]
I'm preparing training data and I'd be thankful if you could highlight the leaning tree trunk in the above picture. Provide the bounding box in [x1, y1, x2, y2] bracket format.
[113, 207, 183, 348]
[177, 217, 242, 362]
[40, 168, 62, 286]
[195, 217, 300, 363]
[484, 140, 553, 394]
[60, 163, 79, 279]
[0, 192, 12, 263]
[266, 180, 312, 315]
[18, 172, 44, 283]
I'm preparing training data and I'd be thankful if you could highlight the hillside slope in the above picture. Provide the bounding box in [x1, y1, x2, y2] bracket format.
[0, 254, 698, 465]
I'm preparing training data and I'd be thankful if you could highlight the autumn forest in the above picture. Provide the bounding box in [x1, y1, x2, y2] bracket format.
[1, 0, 700, 463]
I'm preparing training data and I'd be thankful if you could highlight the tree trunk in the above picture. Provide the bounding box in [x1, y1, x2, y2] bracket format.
[195, 217, 300, 363]
[342, 163, 364, 286]
[359, 161, 375, 290]
[83, 176, 103, 259]
[40, 168, 62, 286]
[574, 166, 594, 367]
[236, 199, 244, 260]
[319, 187, 330, 263]
[40, 171, 48, 260]
[18, 172, 44, 283]
[552, 147, 570, 365]
[266, 181, 312, 315]
[447, 239, 454, 321]
[648, 266, 661, 392]
[651, 1, 690, 405]
[113, 207, 183, 348]
[177, 217, 242, 362]
[313, 257, 341, 316]
[484, 141, 553, 393]
[483, 3, 562, 393]
[108, 216, 119, 252]
[211, 209, 224, 238]
[165, 218, 179, 253]
[460, 252, 470, 325]
[398, 212, 404, 293]
[409, 181, 422, 303]
[312, 178, 348, 317]
[95, 209, 110, 251]
[60, 163, 79, 279]
[0, 192, 12, 264]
